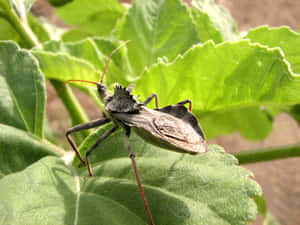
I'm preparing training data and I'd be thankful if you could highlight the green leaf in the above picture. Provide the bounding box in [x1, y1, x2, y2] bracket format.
[190, 7, 223, 44]
[79, 125, 261, 224]
[36, 38, 133, 87]
[56, 0, 124, 25]
[55, 0, 125, 41]
[134, 40, 300, 139]
[0, 129, 262, 224]
[62, 11, 124, 42]
[0, 41, 46, 137]
[246, 26, 300, 127]
[115, 0, 200, 75]
[246, 26, 300, 74]
[191, 0, 238, 42]
[0, 124, 58, 178]
[0, 156, 146, 225]
[201, 107, 273, 140]
[31, 49, 100, 83]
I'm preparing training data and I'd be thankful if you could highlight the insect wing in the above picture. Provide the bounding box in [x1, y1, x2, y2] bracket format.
[112, 107, 207, 153]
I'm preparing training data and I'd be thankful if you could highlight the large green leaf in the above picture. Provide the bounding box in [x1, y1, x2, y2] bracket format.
[0, 124, 58, 178]
[0, 41, 46, 137]
[115, 0, 200, 75]
[246, 26, 300, 74]
[200, 107, 273, 140]
[37, 38, 131, 86]
[190, 7, 223, 44]
[246, 26, 300, 127]
[56, 0, 124, 25]
[0, 125, 261, 224]
[62, 11, 124, 42]
[134, 40, 300, 139]
[191, 0, 238, 42]
[0, 156, 146, 225]
[77, 125, 261, 224]
[55, 0, 125, 41]
[31, 49, 100, 83]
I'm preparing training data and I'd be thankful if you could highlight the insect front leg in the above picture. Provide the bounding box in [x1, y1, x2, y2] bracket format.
[123, 127, 155, 225]
[176, 99, 192, 112]
[142, 93, 159, 109]
[66, 118, 111, 165]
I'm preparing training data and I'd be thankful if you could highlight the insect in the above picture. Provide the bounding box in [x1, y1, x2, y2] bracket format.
[65, 41, 208, 225]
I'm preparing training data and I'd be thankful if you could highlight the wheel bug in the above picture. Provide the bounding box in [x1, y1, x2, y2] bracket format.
[64, 41, 208, 225]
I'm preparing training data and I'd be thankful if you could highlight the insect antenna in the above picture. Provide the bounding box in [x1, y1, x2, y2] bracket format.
[51, 41, 130, 101]
[100, 40, 131, 84]
[55, 79, 98, 97]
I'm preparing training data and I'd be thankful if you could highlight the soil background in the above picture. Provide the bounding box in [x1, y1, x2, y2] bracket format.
[34, 0, 300, 224]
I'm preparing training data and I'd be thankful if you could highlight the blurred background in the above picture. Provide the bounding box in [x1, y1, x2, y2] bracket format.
[32, 0, 300, 224]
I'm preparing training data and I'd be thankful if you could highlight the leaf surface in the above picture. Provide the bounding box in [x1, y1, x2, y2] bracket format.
[37, 38, 131, 86]
[191, 0, 238, 42]
[115, 0, 200, 75]
[0, 41, 46, 137]
[134, 40, 300, 139]
[55, 0, 125, 41]
[32, 49, 100, 83]
[246, 26, 300, 127]
[246, 26, 300, 74]
[0, 125, 262, 225]
[0, 124, 57, 178]
[201, 107, 273, 140]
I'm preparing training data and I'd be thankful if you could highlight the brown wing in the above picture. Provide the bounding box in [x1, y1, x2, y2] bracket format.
[152, 113, 207, 153]
[112, 107, 207, 153]
[153, 115, 195, 142]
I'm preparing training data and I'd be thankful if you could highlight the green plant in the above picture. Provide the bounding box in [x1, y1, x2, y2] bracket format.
[0, 0, 299, 224]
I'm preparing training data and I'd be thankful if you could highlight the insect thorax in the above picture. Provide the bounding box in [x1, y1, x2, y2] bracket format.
[105, 85, 140, 113]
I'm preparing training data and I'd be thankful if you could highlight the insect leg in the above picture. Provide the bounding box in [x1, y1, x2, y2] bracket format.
[123, 127, 155, 225]
[142, 93, 159, 108]
[85, 125, 119, 176]
[176, 99, 192, 112]
[66, 118, 111, 165]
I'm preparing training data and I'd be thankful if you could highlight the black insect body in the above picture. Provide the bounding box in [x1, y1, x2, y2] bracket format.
[65, 42, 207, 225]
[113, 93, 207, 154]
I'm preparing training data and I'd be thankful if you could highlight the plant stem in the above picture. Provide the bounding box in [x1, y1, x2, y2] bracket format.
[234, 144, 300, 164]
[51, 80, 91, 141]
[2, 4, 39, 48]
